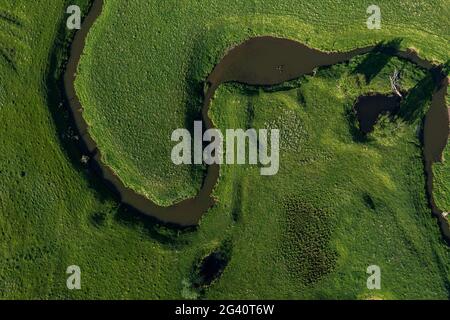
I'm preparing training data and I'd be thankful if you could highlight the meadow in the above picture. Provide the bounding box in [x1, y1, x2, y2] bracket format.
[75, 0, 450, 206]
[202, 56, 449, 298]
[0, 0, 448, 299]
[434, 139, 450, 212]
[0, 0, 189, 299]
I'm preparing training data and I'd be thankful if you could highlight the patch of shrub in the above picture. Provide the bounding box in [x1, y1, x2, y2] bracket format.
[281, 198, 337, 285]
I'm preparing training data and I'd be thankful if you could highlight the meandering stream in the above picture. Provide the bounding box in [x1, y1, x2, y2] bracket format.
[64, 0, 449, 243]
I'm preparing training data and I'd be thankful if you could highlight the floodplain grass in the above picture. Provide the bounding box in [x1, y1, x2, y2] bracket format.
[203, 56, 450, 298]
[0, 0, 194, 299]
[434, 144, 450, 212]
[433, 79, 450, 213]
[0, 6, 24, 71]
[75, 0, 450, 206]
[0, 0, 449, 300]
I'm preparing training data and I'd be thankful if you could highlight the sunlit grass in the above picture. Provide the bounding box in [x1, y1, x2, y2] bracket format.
[75, 0, 450, 205]
[0, 0, 448, 299]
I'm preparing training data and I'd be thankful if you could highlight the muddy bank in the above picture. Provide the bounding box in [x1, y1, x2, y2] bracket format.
[65, 0, 449, 239]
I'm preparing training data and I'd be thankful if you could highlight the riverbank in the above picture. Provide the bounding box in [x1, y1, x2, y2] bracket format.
[2, 0, 449, 299]
[66, 0, 449, 245]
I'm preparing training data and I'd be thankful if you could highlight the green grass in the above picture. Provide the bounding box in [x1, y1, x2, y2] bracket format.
[203, 56, 450, 298]
[433, 77, 450, 214]
[0, 0, 449, 300]
[434, 144, 450, 212]
[0, 6, 26, 72]
[75, 0, 450, 205]
[0, 0, 192, 299]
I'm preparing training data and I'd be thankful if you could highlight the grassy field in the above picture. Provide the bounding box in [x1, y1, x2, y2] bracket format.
[434, 144, 450, 212]
[0, 0, 192, 299]
[201, 56, 449, 299]
[0, 0, 449, 299]
[75, 0, 450, 205]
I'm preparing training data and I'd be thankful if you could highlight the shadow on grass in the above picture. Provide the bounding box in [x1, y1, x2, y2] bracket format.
[0, 10, 23, 27]
[184, 40, 209, 187]
[189, 239, 233, 298]
[352, 38, 402, 84]
[0, 9, 24, 72]
[398, 69, 442, 124]
[346, 107, 369, 143]
[114, 205, 196, 248]
[0, 47, 18, 72]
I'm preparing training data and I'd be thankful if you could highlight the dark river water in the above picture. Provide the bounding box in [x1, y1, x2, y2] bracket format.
[354, 94, 401, 134]
[64, 0, 449, 242]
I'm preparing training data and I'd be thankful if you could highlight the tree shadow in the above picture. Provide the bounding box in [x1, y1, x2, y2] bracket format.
[345, 106, 369, 143]
[183, 39, 211, 185]
[114, 205, 196, 248]
[398, 70, 439, 124]
[352, 38, 403, 84]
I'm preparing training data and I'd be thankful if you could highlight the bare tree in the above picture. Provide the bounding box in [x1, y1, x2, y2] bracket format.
[390, 69, 402, 97]
[81, 155, 90, 165]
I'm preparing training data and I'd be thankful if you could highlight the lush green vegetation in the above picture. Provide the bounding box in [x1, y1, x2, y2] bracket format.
[434, 144, 450, 212]
[0, 0, 193, 299]
[281, 199, 338, 286]
[0, 0, 449, 300]
[75, 0, 450, 205]
[202, 55, 449, 299]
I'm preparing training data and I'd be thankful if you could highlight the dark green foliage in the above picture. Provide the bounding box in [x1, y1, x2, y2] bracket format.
[353, 39, 402, 84]
[400, 73, 437, 123]
[281, 198, 337, 285]
[90, 212, 107, 228]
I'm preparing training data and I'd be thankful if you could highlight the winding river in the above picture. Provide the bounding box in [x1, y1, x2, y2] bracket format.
[64, 0, 449, 242]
